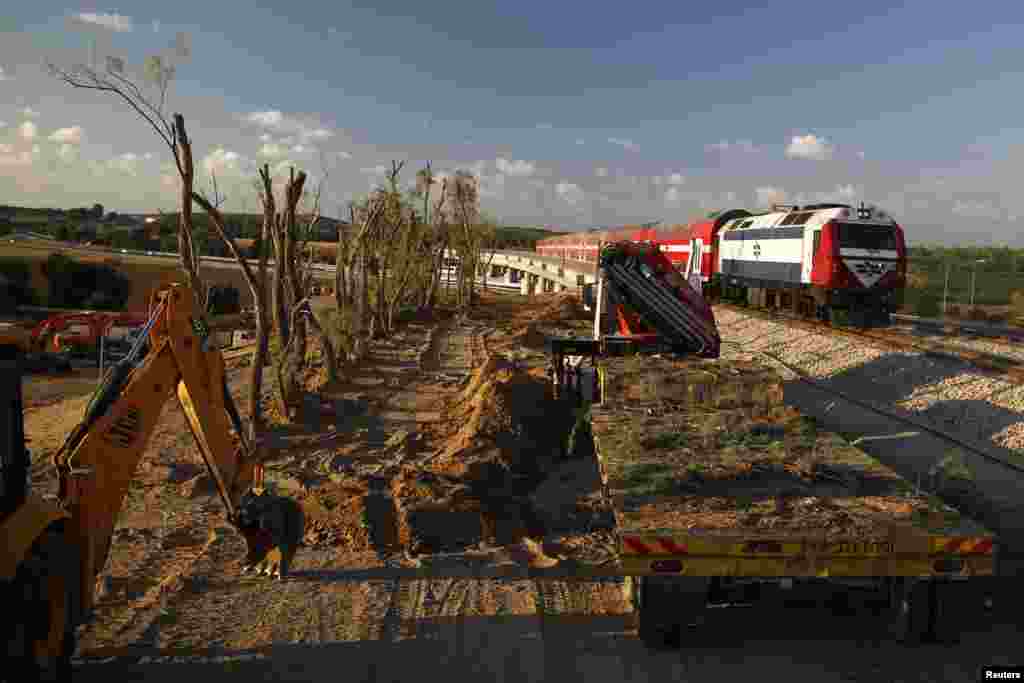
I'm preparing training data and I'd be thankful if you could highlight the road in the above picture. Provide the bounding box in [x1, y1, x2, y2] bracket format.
[70, 592, 1022, 682]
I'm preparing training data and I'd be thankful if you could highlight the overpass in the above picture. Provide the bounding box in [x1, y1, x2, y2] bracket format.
[452, 249, 598, 295]
[1, 237, 594, 299]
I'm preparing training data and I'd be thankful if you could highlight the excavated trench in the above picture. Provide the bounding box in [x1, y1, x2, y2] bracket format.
[388, 364, 598, 557]
[354, 296, 606, 561]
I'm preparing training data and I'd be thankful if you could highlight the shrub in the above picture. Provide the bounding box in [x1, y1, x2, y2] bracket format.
[207, 285, 241, 315]
[1011, 290, 1024, 322]
[914, 292, 941, 318]
[42, 253, 131, 310]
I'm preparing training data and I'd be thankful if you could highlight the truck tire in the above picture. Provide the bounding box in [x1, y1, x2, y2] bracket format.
[2, 522, 81, 681]
[890, 578, 962, 646]
[634, 576, 710, 651]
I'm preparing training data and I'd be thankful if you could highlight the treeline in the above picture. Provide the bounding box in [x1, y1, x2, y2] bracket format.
[0, 204, 559, 257]
[0, 254, 131, 312]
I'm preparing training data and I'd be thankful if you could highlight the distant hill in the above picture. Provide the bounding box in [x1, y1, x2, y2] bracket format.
[493, 225, 566, 248]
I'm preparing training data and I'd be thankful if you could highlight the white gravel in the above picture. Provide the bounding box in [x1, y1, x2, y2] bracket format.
[713, 307, 1024, 455]
[891, 323, 1024, 364]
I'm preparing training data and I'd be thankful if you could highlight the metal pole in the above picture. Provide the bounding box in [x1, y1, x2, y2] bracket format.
[942, 262, 950, 316]
[970, 266, 977, 308]
[98, 326, 105, 378]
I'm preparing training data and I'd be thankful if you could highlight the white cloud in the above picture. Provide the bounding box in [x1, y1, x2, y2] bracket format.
[18, 121, 37, 141]
[48, 126, 83, 144]
[665, 187, 683, 204]
[705, 139, 758, 154]
[21, 107, 39, 119]
[793, 184, 859, 205]
[259, 143, 286, 158]
[666, 173, 685, 186]
[109, 152, 139, 174]
[143, 152, 154, 160]
[595, 167, 608, 177]
[0, 145, 39, 167]
[755, 186, 788, 207]
[244, 110, 335, 144]
[785, 134, 833, 161]
[608, 137, 638, 152]
[952, 200, 1003, 221]
[74, 12, 133, 32]
[555, 181, 584, 205]
[575, 139, 585, 146]
[247, 111, 284, 127]
[152, 19, 161, 33]
[495, 158, 535, 177]
[291, 144, 309, 155]
[259, 133, 272, 143]
[0, 121, 6, 129]
[56, 144, 79, 164]
[338, 151, 352, 159]
[304, 128, 333, 141]
[201, 147, 246, 177]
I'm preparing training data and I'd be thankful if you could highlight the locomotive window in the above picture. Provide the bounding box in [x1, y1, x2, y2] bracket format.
[836, 223, 897, 250]
[783, 212, 813, 226]
[813, 230, 821, 256]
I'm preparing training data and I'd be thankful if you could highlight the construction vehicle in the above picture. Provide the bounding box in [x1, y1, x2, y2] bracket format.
[1, 283, 295, 679]
[0, 323, 74, 374]
[548, 240, 721, 400]
[548, 242, 997, 650]
[29, 311, 149, 357]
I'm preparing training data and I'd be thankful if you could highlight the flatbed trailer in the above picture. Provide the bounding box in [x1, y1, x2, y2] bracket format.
[588, 353, 998, 649]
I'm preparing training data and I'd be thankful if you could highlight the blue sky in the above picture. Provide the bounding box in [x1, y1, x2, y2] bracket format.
[2, 1, 1024, 245]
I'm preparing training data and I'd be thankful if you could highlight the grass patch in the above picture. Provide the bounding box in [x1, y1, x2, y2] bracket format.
[640, 432, 688, 450]
[930, 450, 974, 482]
[619, 462, 678, 496]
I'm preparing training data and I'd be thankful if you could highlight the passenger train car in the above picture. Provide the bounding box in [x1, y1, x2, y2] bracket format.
[536, 203, 907, 325]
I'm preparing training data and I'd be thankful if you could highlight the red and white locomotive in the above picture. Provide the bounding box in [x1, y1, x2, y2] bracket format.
[536, 203, 907, 325]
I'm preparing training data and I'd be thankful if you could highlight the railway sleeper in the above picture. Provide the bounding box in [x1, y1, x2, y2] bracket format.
[627, 575, 983, 650]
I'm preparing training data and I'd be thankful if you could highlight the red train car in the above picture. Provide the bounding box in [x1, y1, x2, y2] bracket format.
[536, 203, 907, 326]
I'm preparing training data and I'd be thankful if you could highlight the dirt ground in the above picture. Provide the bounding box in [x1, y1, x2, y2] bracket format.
[21, 288, 1019, 680]
[19, 289, 627, 661]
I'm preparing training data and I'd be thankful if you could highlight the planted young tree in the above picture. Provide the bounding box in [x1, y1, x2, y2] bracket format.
[248, 164, 339, 419]
[446, 170, 489, 308]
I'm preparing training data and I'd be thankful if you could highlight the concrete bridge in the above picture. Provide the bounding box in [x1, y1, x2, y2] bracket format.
[449, 249, 598, 296]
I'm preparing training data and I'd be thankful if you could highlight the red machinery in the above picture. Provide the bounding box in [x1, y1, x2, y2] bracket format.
[30, 312, 148, 354]
[548, 241, 720, 401]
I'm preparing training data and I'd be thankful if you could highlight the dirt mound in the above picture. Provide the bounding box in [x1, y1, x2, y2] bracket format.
[434, 358, 568, 477]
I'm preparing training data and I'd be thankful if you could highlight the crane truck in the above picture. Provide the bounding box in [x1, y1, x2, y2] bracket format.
[1, 283, 298, 679]
[547, 241, 997, 650]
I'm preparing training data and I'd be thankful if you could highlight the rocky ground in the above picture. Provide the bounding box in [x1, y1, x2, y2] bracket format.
[713, 307, 1024, 456]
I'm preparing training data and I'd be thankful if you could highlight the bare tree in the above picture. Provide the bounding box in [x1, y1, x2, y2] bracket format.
[47, 43, 276, 441]
[47, 53, 206, 313]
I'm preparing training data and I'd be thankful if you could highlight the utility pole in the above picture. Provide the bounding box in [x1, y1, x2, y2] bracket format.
[970, 259, 987, 308]
[942, 262, 950, 317]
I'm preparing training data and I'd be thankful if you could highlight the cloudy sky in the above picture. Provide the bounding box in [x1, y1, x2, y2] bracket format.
[2, 2, 1024, 245]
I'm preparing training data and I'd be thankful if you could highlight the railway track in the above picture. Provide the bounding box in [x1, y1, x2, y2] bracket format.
[717, 305, 1024, 476]
[717, 303, 1024, 384]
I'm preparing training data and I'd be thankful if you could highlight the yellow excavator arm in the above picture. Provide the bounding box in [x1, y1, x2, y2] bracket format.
[1, 283, 286, 677]
[50, 284, 273, 614]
